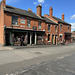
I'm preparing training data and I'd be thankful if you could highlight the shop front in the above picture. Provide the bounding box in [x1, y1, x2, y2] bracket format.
[64, 32, 72, 44]
[5, 28, 45, 46]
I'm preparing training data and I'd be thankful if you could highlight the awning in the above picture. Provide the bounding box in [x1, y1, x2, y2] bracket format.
[5, 27, 45, 33]
[64, 32, 72, 35]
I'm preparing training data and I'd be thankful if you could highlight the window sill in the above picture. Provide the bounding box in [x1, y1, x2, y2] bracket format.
[48, 31, 51, 32]
[60, 30, 62, 31]
[48, 41, 51, 42]
[27, 26, 31, 28]
[12, 25, 19, 26]
[38, 28, 42, 29]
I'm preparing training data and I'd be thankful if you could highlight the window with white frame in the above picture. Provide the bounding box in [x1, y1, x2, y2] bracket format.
[12, 15, 18, 25]
[48, 34, 50, 41]
[48, 25, 50, 31]
[27, 19, 31, 28]
[38, 21, 41, 29]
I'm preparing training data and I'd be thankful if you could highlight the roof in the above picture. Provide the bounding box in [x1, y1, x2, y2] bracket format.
[52, 16, 71, 25]
[3, 5, 44, 20]
[0, 2, 71, 25]
[42, 16, 57, 24]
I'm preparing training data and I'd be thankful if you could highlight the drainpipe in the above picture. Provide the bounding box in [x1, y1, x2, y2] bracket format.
[4, 25, 6, 46]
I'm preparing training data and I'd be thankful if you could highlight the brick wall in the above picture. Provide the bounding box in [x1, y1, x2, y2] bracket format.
[4, 12, 45, 31]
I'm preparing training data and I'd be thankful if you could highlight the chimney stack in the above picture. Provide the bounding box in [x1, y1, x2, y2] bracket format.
[28, 8, 32, 12]
[62, 13, 64, 20]
[2, 0, 6, 8]
[49, 7, 53, 18]
[37, 4, 42, 17]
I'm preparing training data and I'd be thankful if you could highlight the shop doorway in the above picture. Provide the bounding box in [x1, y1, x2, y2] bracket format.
[55, 35, 57, 44]
[28, 32, 30, 44]
[32, 33, 35, 44]
[6, 33, 10, 46]
[52, 35, 54, 44]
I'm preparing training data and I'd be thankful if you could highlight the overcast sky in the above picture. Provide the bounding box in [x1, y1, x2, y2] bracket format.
[0, 0, 75, 31]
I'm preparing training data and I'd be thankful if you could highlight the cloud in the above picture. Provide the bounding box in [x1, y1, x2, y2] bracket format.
[70, 23, 75, 29]
[71, 14, 75, 20]
[38, 0, 44, 3]
[34, 2, 37, 5]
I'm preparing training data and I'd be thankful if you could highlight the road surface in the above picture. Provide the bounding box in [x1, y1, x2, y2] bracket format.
[0, 43, 74, 75]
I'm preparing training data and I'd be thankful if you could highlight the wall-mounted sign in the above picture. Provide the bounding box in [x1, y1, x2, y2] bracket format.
[21, 20, 25, 24]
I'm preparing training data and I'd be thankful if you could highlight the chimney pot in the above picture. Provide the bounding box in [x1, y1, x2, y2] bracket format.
[49, 7, 53, 18]
[2, 0, 6, 8]
[36, 4, 42, 17]
[62, 13, 64, 20]
[28, 8, 32, 12]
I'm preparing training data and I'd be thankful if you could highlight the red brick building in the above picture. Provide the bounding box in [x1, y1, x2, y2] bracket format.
[71, 32, 75, 42]
[0, 0, 71, 46]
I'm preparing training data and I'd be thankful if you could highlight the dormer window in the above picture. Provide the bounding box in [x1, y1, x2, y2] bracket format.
[12, 15, 18, 25]
[38, 21, 41, 29]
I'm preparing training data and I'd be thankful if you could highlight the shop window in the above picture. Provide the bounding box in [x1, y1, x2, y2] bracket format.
[27, 19, 31, 28]
[48, 25, 50, 31]
[60, 24, 62, 31]
[60, 35, 62, 42]
[48, 34, 50, 41]
[12, 15, 18, 25]
[55, 26, 57, 32]
[38, 21, 41, 29]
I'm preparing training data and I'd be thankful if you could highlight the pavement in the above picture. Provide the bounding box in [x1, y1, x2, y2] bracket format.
[0, 43, 74, 75]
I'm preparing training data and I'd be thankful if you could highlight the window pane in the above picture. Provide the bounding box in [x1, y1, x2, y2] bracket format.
[38, 21, 41, 29]
[27, 19, 31, 27]
[48, 25, 50, 31]
[60, 25, 62, 30]
[12, 16, 18, 25]
[55, 26, 57, 32]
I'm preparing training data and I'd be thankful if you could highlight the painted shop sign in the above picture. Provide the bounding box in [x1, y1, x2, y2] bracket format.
[21, 20, 25, 24]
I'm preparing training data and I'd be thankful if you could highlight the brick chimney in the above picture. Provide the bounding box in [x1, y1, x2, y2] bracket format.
[62, 13, 64, 20]
[2, 0, 6, 8]
[28, 8, 32, 12]
[49, 7, 53, 18]
[37, 4, 42, 17]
